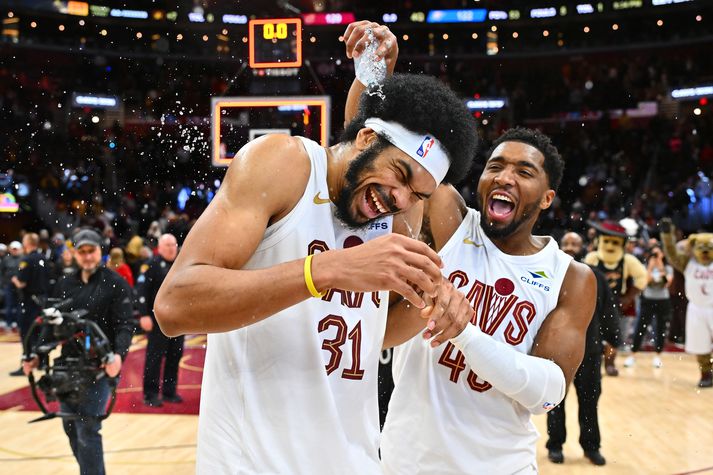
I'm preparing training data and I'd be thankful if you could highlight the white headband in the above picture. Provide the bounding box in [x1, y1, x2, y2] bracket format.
[364, 118, 450, 186]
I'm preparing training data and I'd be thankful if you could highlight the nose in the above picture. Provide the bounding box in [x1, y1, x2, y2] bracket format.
[391, 186, 420, 212]
[493, 167, 516, 186]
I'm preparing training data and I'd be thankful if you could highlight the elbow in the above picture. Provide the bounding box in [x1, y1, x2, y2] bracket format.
[153, 291, 184, 337]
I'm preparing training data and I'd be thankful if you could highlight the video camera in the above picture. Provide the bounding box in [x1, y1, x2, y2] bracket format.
[23, 298, 118, 423]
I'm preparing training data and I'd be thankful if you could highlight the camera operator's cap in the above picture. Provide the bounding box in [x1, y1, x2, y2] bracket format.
[0, 243, 6, 252]
[9, 241, 22, 250]
[73, 229, 102, 249]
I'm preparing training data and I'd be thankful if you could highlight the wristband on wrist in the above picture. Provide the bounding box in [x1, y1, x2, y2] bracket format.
[304, 254, 324, 298]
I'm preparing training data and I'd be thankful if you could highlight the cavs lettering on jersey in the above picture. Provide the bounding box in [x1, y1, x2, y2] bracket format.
[684, 260, 713, 307]
[382, 208, 571, 475]
[196, 137, 392, 475]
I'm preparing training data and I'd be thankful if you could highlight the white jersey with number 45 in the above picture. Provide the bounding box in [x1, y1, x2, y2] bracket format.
[382, 207, 571, 474]
[196, 136, 392, 474]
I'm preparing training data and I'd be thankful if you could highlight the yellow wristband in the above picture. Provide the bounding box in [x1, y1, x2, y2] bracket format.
[304, 254, 324, 298]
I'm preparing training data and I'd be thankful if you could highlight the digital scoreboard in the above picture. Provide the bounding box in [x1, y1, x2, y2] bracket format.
[248, 18, 302, 69]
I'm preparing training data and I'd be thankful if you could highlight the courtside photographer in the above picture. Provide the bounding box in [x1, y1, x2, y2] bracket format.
[23, 228, 134, 475]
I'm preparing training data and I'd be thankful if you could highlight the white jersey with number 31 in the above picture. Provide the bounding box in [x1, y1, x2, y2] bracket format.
[196, 136, 392, 474]
[382, 207, 571, 474]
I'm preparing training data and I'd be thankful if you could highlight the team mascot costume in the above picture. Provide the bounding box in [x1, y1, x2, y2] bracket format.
[585, 220, 647, 376]
[660, 218, 713, 388]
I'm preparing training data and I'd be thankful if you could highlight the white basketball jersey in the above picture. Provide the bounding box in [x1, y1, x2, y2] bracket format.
[684, 259, 713, 307]
[382, 208, 571, 475]
[196, 136, 392, 475]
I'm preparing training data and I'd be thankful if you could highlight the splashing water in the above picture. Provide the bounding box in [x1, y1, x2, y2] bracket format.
[354, 29, 386, 100]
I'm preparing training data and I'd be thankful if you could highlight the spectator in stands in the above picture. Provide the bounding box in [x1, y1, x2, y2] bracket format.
[107, 247, 134, 287]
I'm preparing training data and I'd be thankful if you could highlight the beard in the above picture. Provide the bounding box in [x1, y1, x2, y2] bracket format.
[476, 194, 541, 240]
[334, 138, 390, 230]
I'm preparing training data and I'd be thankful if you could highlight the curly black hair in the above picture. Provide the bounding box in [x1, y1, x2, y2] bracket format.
[486, 127, 565, 192]
[340, 73, 478, 185]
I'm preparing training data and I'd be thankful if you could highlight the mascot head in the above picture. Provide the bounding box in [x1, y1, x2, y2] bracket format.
[689, 233, 713, 266]
[589, 220, 628, 265]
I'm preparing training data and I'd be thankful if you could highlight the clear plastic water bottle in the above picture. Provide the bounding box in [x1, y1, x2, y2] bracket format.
[354, 29, 387, 87]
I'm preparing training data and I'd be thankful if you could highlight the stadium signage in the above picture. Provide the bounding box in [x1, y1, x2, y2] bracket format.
[488, 10, 508, 20]
[612, 0, 643, 9]
[301, 12, 356, 25]
[72, 93, 120, 109]
[466, 99, 507, 110]
[426, 9, 487, 23]
[67, 1, 89, 16]
[223, 14, 248, 24]
[89, 5, 109, 17]
[109, 9, 149, 19]
[530, 7, 557, 18]
[671, 86, 713, 99]
[0, 192, 19, 213]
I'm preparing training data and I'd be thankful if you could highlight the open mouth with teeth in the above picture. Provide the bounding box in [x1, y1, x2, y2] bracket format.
[487, 192, 516, 222]
[361, 185, 392, 220]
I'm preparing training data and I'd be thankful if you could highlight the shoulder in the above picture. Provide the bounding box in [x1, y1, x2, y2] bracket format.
[224, 135, 310, 190]
[560, 260, 596, 302]
[218, 134, 312, 217]
[423, 184, 468, 251]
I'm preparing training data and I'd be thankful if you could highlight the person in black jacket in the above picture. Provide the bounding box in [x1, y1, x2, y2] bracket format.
[23, 228, 134, 475]
[10, 233, 50, 376]
[546, 232, 621, 467]
[136, 233, 182, 407]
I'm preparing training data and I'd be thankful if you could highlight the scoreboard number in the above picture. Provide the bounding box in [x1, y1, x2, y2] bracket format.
[249, 18, 302, 69]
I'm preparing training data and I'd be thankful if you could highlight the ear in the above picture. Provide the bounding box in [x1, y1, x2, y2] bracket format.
[355, 127, 379, 151]
[539, 190, 555, 210]
[689, 234, 698, 248]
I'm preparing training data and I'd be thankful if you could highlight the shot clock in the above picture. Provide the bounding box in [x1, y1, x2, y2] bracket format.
[248, 18, 303, 69]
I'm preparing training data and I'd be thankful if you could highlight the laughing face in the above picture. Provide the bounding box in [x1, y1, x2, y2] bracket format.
[335, 137, 437, 229]
[476, 141, 554, 240]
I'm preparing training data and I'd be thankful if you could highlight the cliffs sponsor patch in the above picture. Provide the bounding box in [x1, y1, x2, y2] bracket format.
[520, 273, 551, 292]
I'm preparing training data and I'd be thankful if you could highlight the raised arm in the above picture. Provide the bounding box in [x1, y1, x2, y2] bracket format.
[342, 21, 398, 127]
[660, 217, 689, 273]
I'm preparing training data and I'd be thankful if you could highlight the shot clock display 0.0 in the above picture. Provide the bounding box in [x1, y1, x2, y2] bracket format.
[248, 18, 302, 69]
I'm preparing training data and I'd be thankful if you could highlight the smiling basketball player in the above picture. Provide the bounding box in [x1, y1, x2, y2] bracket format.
[382, 128, 597, 474]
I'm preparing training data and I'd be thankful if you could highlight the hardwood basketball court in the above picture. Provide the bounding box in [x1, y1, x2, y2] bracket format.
[1, 337, 712, 475]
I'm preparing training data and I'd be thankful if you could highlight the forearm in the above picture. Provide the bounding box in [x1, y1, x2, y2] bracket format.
[155, 258, 315, 336]
[383, 297, 424, 349]
[451, 325, 566, 415]
[344, 79, 366, 128]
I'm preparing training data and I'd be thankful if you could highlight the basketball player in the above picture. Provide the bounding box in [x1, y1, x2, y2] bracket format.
[153, 50, 478, 472]
[380, 127, 597, 474]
